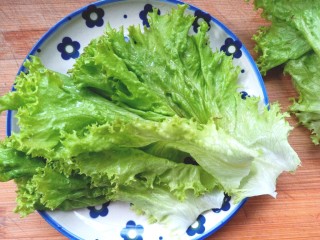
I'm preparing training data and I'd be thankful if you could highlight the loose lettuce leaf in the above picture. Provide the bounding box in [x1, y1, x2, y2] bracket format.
[11, 149, 223, 234]
[15, 166, 109, 216]
[0, 56, 140, 159]
[285, 52, 320, 144]
[73, 147, 219, 200]
[215, 96, 300, 200]
[252, 0, 320, 144]
[61, 116, 255, 193]
[62, 106, 299, 200]
[116, 182, 224, 237]
[0, 148, 110, 216]
[253, 20, 311, 74]
[251, 0, 320, 73]
[71, 5, 240, 124]
[7, 146, 222, 233]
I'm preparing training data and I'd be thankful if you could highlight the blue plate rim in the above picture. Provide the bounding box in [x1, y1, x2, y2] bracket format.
[5, 0, 266, 239]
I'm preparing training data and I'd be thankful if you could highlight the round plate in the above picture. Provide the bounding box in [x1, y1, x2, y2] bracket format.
[7, 0, 268, 239]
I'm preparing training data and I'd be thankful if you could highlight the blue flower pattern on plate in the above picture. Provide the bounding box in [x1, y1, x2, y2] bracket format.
[120, 220, 144, 240]
[82, 4, 105, 28]
[87, 202, 110, 218]
[124, 36, 130, 42]
[186, 214, 206, 236]
[139, 4, 160, 27]
[220, 37, 243, 59]
[57, 37, 80, 60]
[192, 10, 211, 33]
[240, 91, 250, 100]
[212, 194, 231, 213]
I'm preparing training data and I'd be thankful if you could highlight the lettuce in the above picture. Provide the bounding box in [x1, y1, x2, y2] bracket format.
[251, 0, 320, 143]
[61, 102, 299, 201]
[0, 57, 142, 159]
[253, 20, 311, 74]
[285, 53, 320, 144]
[0, 54, 223, 233]
[15, 167, 109, 217]
[115, 183, 224, 236]
[252, 0, 320, 73]
[70, 5, 240, 124]
[0, 145, 109, 216]
[73, 147, 219, 200]
[253, 0, 319, 21]
[0, 4, 300, 235]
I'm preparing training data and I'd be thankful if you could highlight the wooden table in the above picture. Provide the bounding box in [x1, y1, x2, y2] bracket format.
[0, 0, 319, 239]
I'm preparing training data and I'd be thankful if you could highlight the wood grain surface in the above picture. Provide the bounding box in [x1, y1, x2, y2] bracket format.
[0, 0, 320, 239]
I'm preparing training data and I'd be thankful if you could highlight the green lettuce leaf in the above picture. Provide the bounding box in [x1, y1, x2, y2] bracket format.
[253, 20, 311, 74]
[285, 52, 320, 144]
[8, 146, 222, 232]
[214, 96, 300, 200]
[15, 166, 109, 217]
[60, 116, 254, 192]
[0, 56, 140, 159]
[61, 105, 299, 200]
[251, 0, 320, 144]
[73, 147, 219, 200]
[115, 182, 224, 237]
[292, 8, 320, 57]
[251, 0, 320, 73]
[253, 0, 319, 22]
[71, 4, 240, 124]
[0, 147, 110, 216]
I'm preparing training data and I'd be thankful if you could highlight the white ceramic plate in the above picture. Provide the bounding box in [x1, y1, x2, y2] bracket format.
[7, 0, 268, 239]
